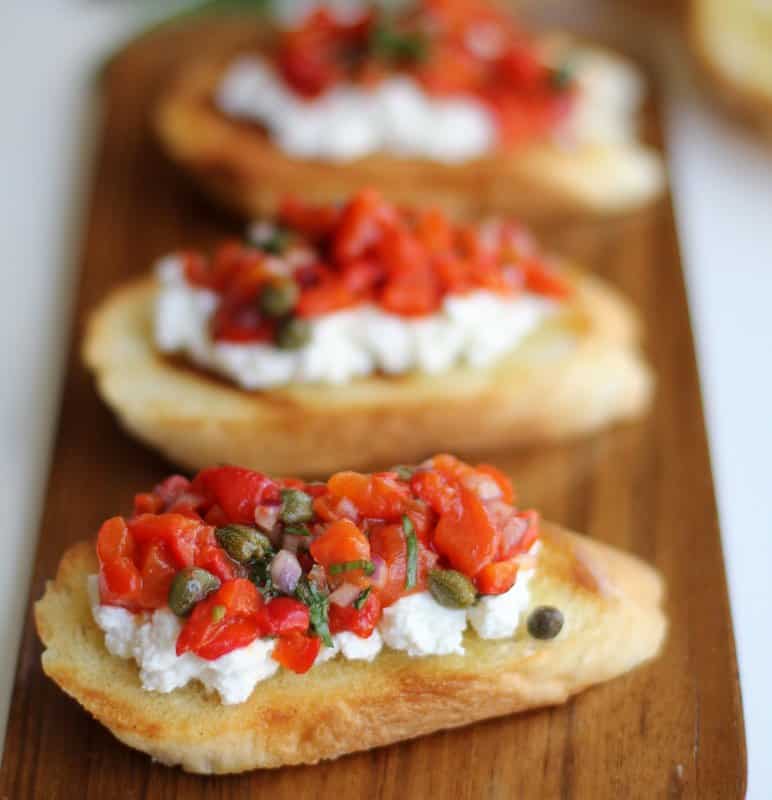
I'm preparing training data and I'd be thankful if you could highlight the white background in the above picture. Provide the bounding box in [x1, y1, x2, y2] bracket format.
[1, 2, 770, 796]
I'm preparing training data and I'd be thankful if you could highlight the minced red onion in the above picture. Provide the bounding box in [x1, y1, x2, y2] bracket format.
[370, 555, 387, 589]
[498, 512, 528, 555]
[254, 503, 281, 533]
[461, 473, 501, 500]
[328, 582, 361, 608]
[270, 549, 302, 594]
[335, 497, 359, 521]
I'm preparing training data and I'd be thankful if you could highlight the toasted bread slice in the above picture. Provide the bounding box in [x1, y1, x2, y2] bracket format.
[692, 0, 772, 137]
[154, 52, 664, 221]
[36, 523, 666, 774]
[82, 269, 653, 477]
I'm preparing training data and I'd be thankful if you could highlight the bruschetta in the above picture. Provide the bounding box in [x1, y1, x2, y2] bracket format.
[154, 0, 665, 220]
[691, 0, 772, 137]
[82, 189, 653, 476]
[36, 455, 667, 773]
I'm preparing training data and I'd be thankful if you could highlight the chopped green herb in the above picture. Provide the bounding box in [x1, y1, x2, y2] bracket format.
[371, 25, 428, 64]
[259, 227, 291, 255]
[403, 515, 418, 590]
[211, 604, 226, 623]
[353, 587, 372, 610]
[248, 556, 278, 601]
[295, 578, 333, 647]
[328, 560, 375, 576]
[391, 464, 415, 481]
[284, 523, 312, 537]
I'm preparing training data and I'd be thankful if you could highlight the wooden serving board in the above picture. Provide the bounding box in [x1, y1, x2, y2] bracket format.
[0, 17, 745, 800]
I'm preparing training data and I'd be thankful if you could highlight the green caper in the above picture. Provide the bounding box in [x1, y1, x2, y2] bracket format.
[259, 228, 291, 255]
[168, 568, 220, 616]
[280, 488, 313, 525]
[550, 63, 573, 91]
[215, 524, 272, 564]
[275, 316, 311, 349]
[428, 569, 477, 609]
[527, 606, 564, 640]
[259, 279, 299, 318]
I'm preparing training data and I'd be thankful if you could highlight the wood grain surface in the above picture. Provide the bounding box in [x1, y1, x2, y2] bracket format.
[0, 16, 745, 800]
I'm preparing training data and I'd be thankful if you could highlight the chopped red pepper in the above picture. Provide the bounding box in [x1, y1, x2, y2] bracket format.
[270, 0, 575, 149]
[192, 466, 280, 524]
[97, 517, 141, 609]
[262, 597, 311, 636]
[96, 455, 540, 662]
[310, 519, 371, 586]
[272, 632, 322, 674]
[329, 591, 382, 638]
[475, 560, 519, 595]
[176, 579, 265, 660]
[168, 187, 569, 345]
[433, 488, 500, 577]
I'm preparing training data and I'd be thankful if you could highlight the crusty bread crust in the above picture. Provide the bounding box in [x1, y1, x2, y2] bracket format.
[691, 0, 772, 138]
[154, 50, 665, 221]
[35, 523, 666, 774]
[82, 270, 653, 476]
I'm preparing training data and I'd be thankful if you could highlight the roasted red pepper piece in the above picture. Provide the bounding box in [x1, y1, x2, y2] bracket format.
[272, 632, 322, 674]
[433, 487, 500, 576]
[263, 597, 311, 636]
[192, 466, 280, 524]
[176, 579, 265, 660]
[329, 591, 382, 638]
[475, 560, 519, 595]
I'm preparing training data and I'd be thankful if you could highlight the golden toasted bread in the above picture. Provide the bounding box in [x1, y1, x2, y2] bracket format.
[82, 268, 653, 477]
[154, 47, 664, 221]
[692, 0, 772, 137]
[36, 523, 666, 774]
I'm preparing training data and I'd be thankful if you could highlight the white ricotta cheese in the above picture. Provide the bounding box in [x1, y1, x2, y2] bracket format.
[466, 567, 535, 639]
[215, 48, 646, 164]
[216, 57, 495, 164]
[558, 48, 646, 147]
[154, 257, 556, 390]
[314, 629, 384, 664]
[336, 629, 383, 661]
[379, 592, 467, 656]
[89, 560, 534, 702]
[87, 576, 279, 705]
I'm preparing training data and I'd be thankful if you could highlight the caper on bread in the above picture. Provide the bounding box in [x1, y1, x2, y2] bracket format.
[36, 457, 666, 773]
[154, 1, 664, 221]
[82, 190, 653, 477]
[691, 0, 772, 138]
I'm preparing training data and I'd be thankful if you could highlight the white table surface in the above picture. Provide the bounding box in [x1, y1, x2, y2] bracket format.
[1, 3, 770, 796]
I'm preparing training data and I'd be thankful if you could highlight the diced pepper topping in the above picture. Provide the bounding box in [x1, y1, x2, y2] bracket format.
[433, 488, 499, 577]
[329, 591, 382, 638]
[176, 579, 265, 660]
[271, 1, 576, 148]
[96, 455, 540, 661]
[272, 632, 322, 673]
[174, 188, 569, 345]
